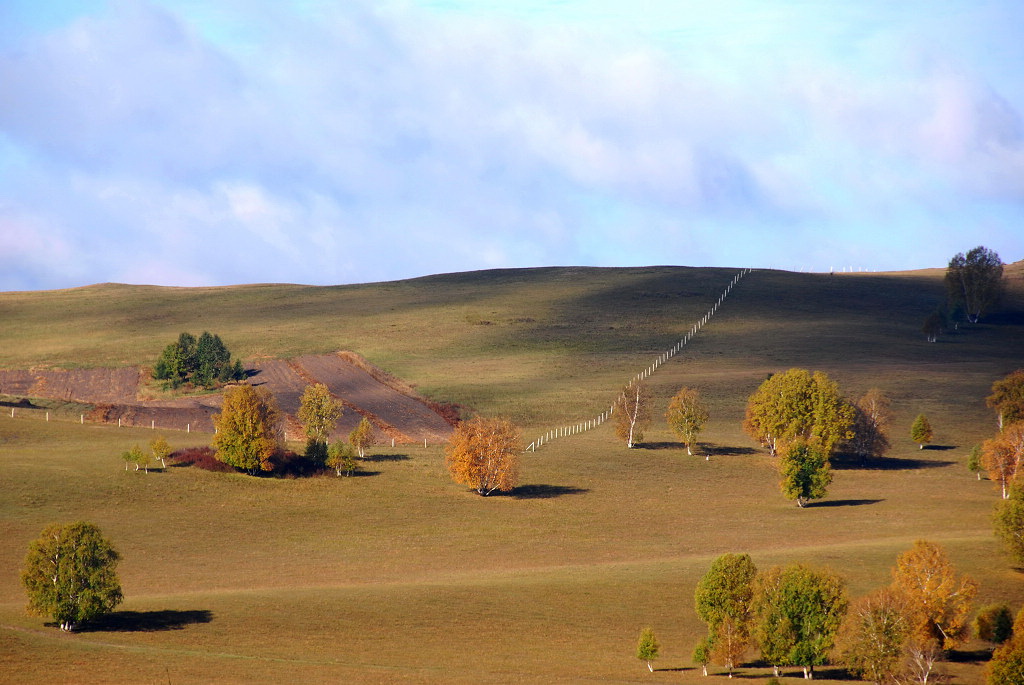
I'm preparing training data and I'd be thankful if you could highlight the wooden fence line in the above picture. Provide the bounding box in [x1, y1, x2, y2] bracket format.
[526, 268, 752, 452]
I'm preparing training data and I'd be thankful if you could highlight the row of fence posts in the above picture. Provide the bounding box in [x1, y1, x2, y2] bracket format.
[6, 406, 194, 433]
[526, 268, 752, 452]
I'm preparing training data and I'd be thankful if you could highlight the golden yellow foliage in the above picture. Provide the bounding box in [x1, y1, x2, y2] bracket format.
[444, 416, 521, 496]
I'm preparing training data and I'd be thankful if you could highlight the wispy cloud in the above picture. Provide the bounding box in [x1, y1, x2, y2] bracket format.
[0, 0, 1021, 289]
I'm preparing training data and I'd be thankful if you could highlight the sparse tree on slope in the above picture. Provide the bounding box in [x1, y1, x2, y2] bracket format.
[945, 245, 1004, 323]
[349, 417, 376, 459]
[988, 370, 1024, 431]
[836, 587, 910, 685]
[922, 313, 943, 343]
[891, 540, 977, 650]
[983, 422, 1024, 499]
[298, 383, 342, 464]
[636, 627, 660, 672]
[910, 414, 933, 450]
[445, 416, 521, 496]
[150, 436, 171, 469]
[968, 443, 983, 480]
[213, 385, 282, 474]
[614, 381, 651, 449]
[848, 388, 891, 460]
[666, 386, 709, 456]
[21, 522, 123, 631]
[326, 442, 359, 477]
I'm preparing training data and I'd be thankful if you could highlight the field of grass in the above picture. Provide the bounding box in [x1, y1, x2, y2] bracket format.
[1, 264, 1023, 683]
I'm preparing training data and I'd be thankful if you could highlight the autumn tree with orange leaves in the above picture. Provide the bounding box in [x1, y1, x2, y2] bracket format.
[445, 416, 521, 496]
[891, 540, 977, 651]
[213, 385, 282, 474]
[983, 422, 1024, 499]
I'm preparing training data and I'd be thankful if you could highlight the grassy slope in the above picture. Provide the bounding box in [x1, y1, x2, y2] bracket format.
[1, 264, 1023, 683]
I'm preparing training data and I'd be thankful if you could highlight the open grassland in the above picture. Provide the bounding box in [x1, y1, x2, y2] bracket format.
[1, 264, 1023, 682]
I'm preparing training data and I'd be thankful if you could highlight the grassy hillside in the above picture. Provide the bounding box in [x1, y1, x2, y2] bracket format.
[1, 264, 1023, 683]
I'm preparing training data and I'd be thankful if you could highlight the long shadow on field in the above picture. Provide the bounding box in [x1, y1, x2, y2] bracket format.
[701, 443, 759, 457]
[807, 499, 884, 508]
[361, 453, 410, 462]
[80, 609, 213, 632]
[508, 484, 590, 499]
[948, 647, 994, 664]
[831, 454, 954, 471]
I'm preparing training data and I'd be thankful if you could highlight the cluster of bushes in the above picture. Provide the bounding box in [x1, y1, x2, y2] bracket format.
[152, 332, 244, 389]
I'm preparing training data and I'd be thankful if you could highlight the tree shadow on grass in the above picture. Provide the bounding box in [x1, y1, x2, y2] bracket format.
[637, 441, 681, 450]
[507, 484, 590, 499]
[0, 398, 38, 408]
[361, 453, 410, 462]
[335, 470, 381, 478]
[948, 647, 993, 664]
[654, 666, 693, 673]
[831, 454, 954, 471]
[924, 444, 957, 451]
[78, 609, 213, 632]
[807, 498, 884, 508]
[701, 443, 759, 457]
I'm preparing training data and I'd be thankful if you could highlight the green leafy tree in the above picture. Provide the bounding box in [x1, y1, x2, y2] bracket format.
[692, 636, 712, 676]
[922, 312, 943, 343]
[753, 563, 848, 679]
[614, 381, 651, 449]
[891, 540, 977, 650]
[910, 414, 933, 450]
[743, 369, 854, 458]
[21, 522, 123, 631]
[120, 444, 150, 472]
[975, 604, 1014, 645]
[988, 607, 1024, 684]
[945, 245, 1004, 324]
[326, 442, 359, 477]
[666, 387, 710, 456]
[968, 443, 983, 480]
[298, 383, 343, 464]
[153, 331, 242, 389]
[694, 553, 758, 675]
[836, 587, 910, 685]
[150, 436, 171, 469]
[988, 370, 1024, 430]
[349, 417, 376, 459]
[994, 483, 1024, 564]
[778, 440, 832, 507]
[636, 627, 659, 672]
[212, 385, 282, 474]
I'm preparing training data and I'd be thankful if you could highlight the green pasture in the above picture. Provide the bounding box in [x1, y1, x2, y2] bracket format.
[1, 264, 1023, 682]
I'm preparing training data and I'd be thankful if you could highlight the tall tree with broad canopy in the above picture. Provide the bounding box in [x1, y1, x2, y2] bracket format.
[994, 483, 1024, 565]
[847, 388, 891, 460]
[614, 381, 651, 448]
[982, 422, 1024, 499]
[988, 370, 1024, 431]
[752, 563, 848, 679]
[666, 386, 710, 456]
[778, 440, 832, 507]
[298, 383, 343, 464]
[445, 416, 521, 496]
[836, 588, 910, 685]
[891, 540, 977, 650]
[910, 414, 933, 450]
[743, 368, 854, 458]
[635, 627, 660, 672]
[945, 245, 1004, 323]
[21, 522, 123, 631]
[212, 385, 282, 474]
[694, 553, 758, 675]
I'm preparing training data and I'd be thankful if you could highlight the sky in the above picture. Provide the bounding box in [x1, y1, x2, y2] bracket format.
[1, 0, 1022, 290]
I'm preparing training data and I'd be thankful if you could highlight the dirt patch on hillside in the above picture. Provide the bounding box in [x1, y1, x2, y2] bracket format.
[0, 353, 454, 444]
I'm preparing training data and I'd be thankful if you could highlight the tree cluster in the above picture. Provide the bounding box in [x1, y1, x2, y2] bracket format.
[153, 332, 244, 389]
[684, 540, 976, 680]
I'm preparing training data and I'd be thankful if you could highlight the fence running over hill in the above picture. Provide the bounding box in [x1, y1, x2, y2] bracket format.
[526, 268, 753, 452]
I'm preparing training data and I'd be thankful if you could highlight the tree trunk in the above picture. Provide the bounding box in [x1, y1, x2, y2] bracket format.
[647, 661, 653, 672]
[687, 443, 692, 456]
[702, 665, 708, 676]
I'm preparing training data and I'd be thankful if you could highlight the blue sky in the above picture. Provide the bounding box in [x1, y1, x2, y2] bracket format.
[1, 1, 1022, 290]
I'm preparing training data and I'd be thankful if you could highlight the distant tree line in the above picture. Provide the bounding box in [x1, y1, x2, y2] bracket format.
[153, 332, 244, 389]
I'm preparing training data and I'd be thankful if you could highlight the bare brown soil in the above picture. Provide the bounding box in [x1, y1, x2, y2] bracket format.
[0, 352, 454, 444]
